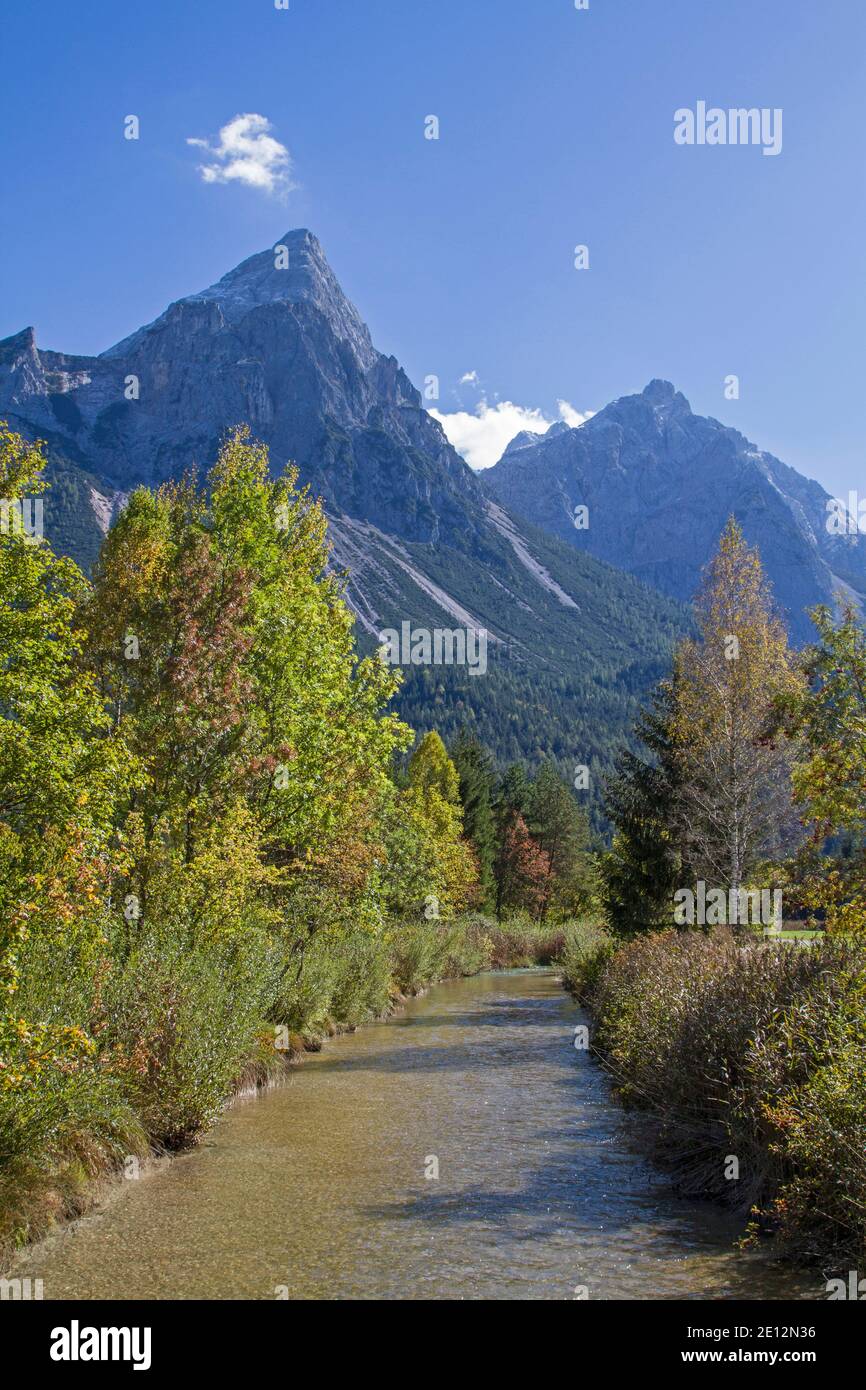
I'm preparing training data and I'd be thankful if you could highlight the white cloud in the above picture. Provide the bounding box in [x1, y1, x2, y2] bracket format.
[430, 397, 594, 470]
[459, 370, 480, 386]
[430, 401, 548, 470]
[557, 399, 594, 429]
[186, 113, 294, 196]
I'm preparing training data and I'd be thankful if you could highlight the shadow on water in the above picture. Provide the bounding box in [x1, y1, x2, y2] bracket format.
[311, 996, 584, 1075]
[386, 992, 563, 1031]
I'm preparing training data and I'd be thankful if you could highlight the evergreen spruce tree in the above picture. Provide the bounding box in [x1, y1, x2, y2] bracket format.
[602, 682, 684, 932]
[492, 763, 530, 918]
[450, 730, 496, 911]
[526, 762, 594, 919]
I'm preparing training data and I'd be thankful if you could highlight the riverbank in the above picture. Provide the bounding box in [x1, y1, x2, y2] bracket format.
[0, 914, 565, 1272]
[561, 923, 866, 1271]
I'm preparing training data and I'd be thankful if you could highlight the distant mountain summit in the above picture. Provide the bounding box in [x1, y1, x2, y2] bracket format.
[482, 380, 865, 642]
[501, 419, 571, 459]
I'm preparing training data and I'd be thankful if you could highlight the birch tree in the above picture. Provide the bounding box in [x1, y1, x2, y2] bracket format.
[669, 518, 803, 897]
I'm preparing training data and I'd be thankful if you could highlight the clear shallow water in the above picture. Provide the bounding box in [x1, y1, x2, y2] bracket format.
[13, 970, 817, 1300]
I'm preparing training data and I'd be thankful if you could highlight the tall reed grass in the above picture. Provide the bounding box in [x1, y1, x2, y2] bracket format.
[565, 925, 866, 1268]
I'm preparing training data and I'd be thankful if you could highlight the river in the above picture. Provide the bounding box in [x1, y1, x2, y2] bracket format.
[12, 970, 817, 1300]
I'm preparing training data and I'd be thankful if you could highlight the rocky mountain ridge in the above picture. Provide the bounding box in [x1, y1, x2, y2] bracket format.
[482, 379, 863, 644]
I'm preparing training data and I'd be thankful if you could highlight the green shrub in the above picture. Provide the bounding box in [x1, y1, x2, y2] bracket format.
[394, 912, 495, 983]
[440, 915, 494, 977]
[0, 926, 146, 1256]
[556, 920, 615, 995]
[270, 932, 340, 1037]
[746, 947, 866, 1262]
[0, 1062, 145, 1256]
[485, 913, 570, 968]
[329, 932, 393, 1026]
[101, 925, 278, 1150]
[390, 919, 453, 994]
[270, 929, 393, 1036]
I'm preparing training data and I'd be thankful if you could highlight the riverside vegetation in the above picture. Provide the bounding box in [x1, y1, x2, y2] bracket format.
[562, 520, 866, 1272]
[562, 925, 866, 1270]
[0, 423, 594, 1262]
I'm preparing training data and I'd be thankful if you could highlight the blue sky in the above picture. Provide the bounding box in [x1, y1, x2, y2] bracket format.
[1, 0, 863, 495]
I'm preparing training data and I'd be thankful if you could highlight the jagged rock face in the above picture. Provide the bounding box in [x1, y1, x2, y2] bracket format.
[0, 230, 482, 547]
[483, 380, 866, 643]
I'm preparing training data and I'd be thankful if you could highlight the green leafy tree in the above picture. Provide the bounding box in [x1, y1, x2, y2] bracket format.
[408, 731, 460, 804]
[379, 780, 476, 921]
[781, 603, 866, 934]
[208, 430, 408, 871]
[0, 426, 133, 1095]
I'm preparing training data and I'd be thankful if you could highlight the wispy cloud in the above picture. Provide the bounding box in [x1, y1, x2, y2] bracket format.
[431, 396, 593, 470]
[186, 113, 294, 196]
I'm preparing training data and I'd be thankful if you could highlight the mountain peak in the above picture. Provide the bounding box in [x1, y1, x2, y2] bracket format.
[102, 228, 373, 362]
[501, 418, 575, 460]
[640, 379, 691, 412]
[482, 376, 862, 644]
[191, 228, 327, 307]
[189, 228, 357, 323]
[0, 325, 38, 360]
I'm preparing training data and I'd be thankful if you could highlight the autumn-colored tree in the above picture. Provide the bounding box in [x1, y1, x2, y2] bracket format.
[492, 763, 530, 919]
[380, 730, 477, 918]
[84, 429, 411, 928]
[495, 814, 551, 918]
[669, 518, 804, 896]
[408, 731, 460, 804]
[85, 484, 255, 869]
